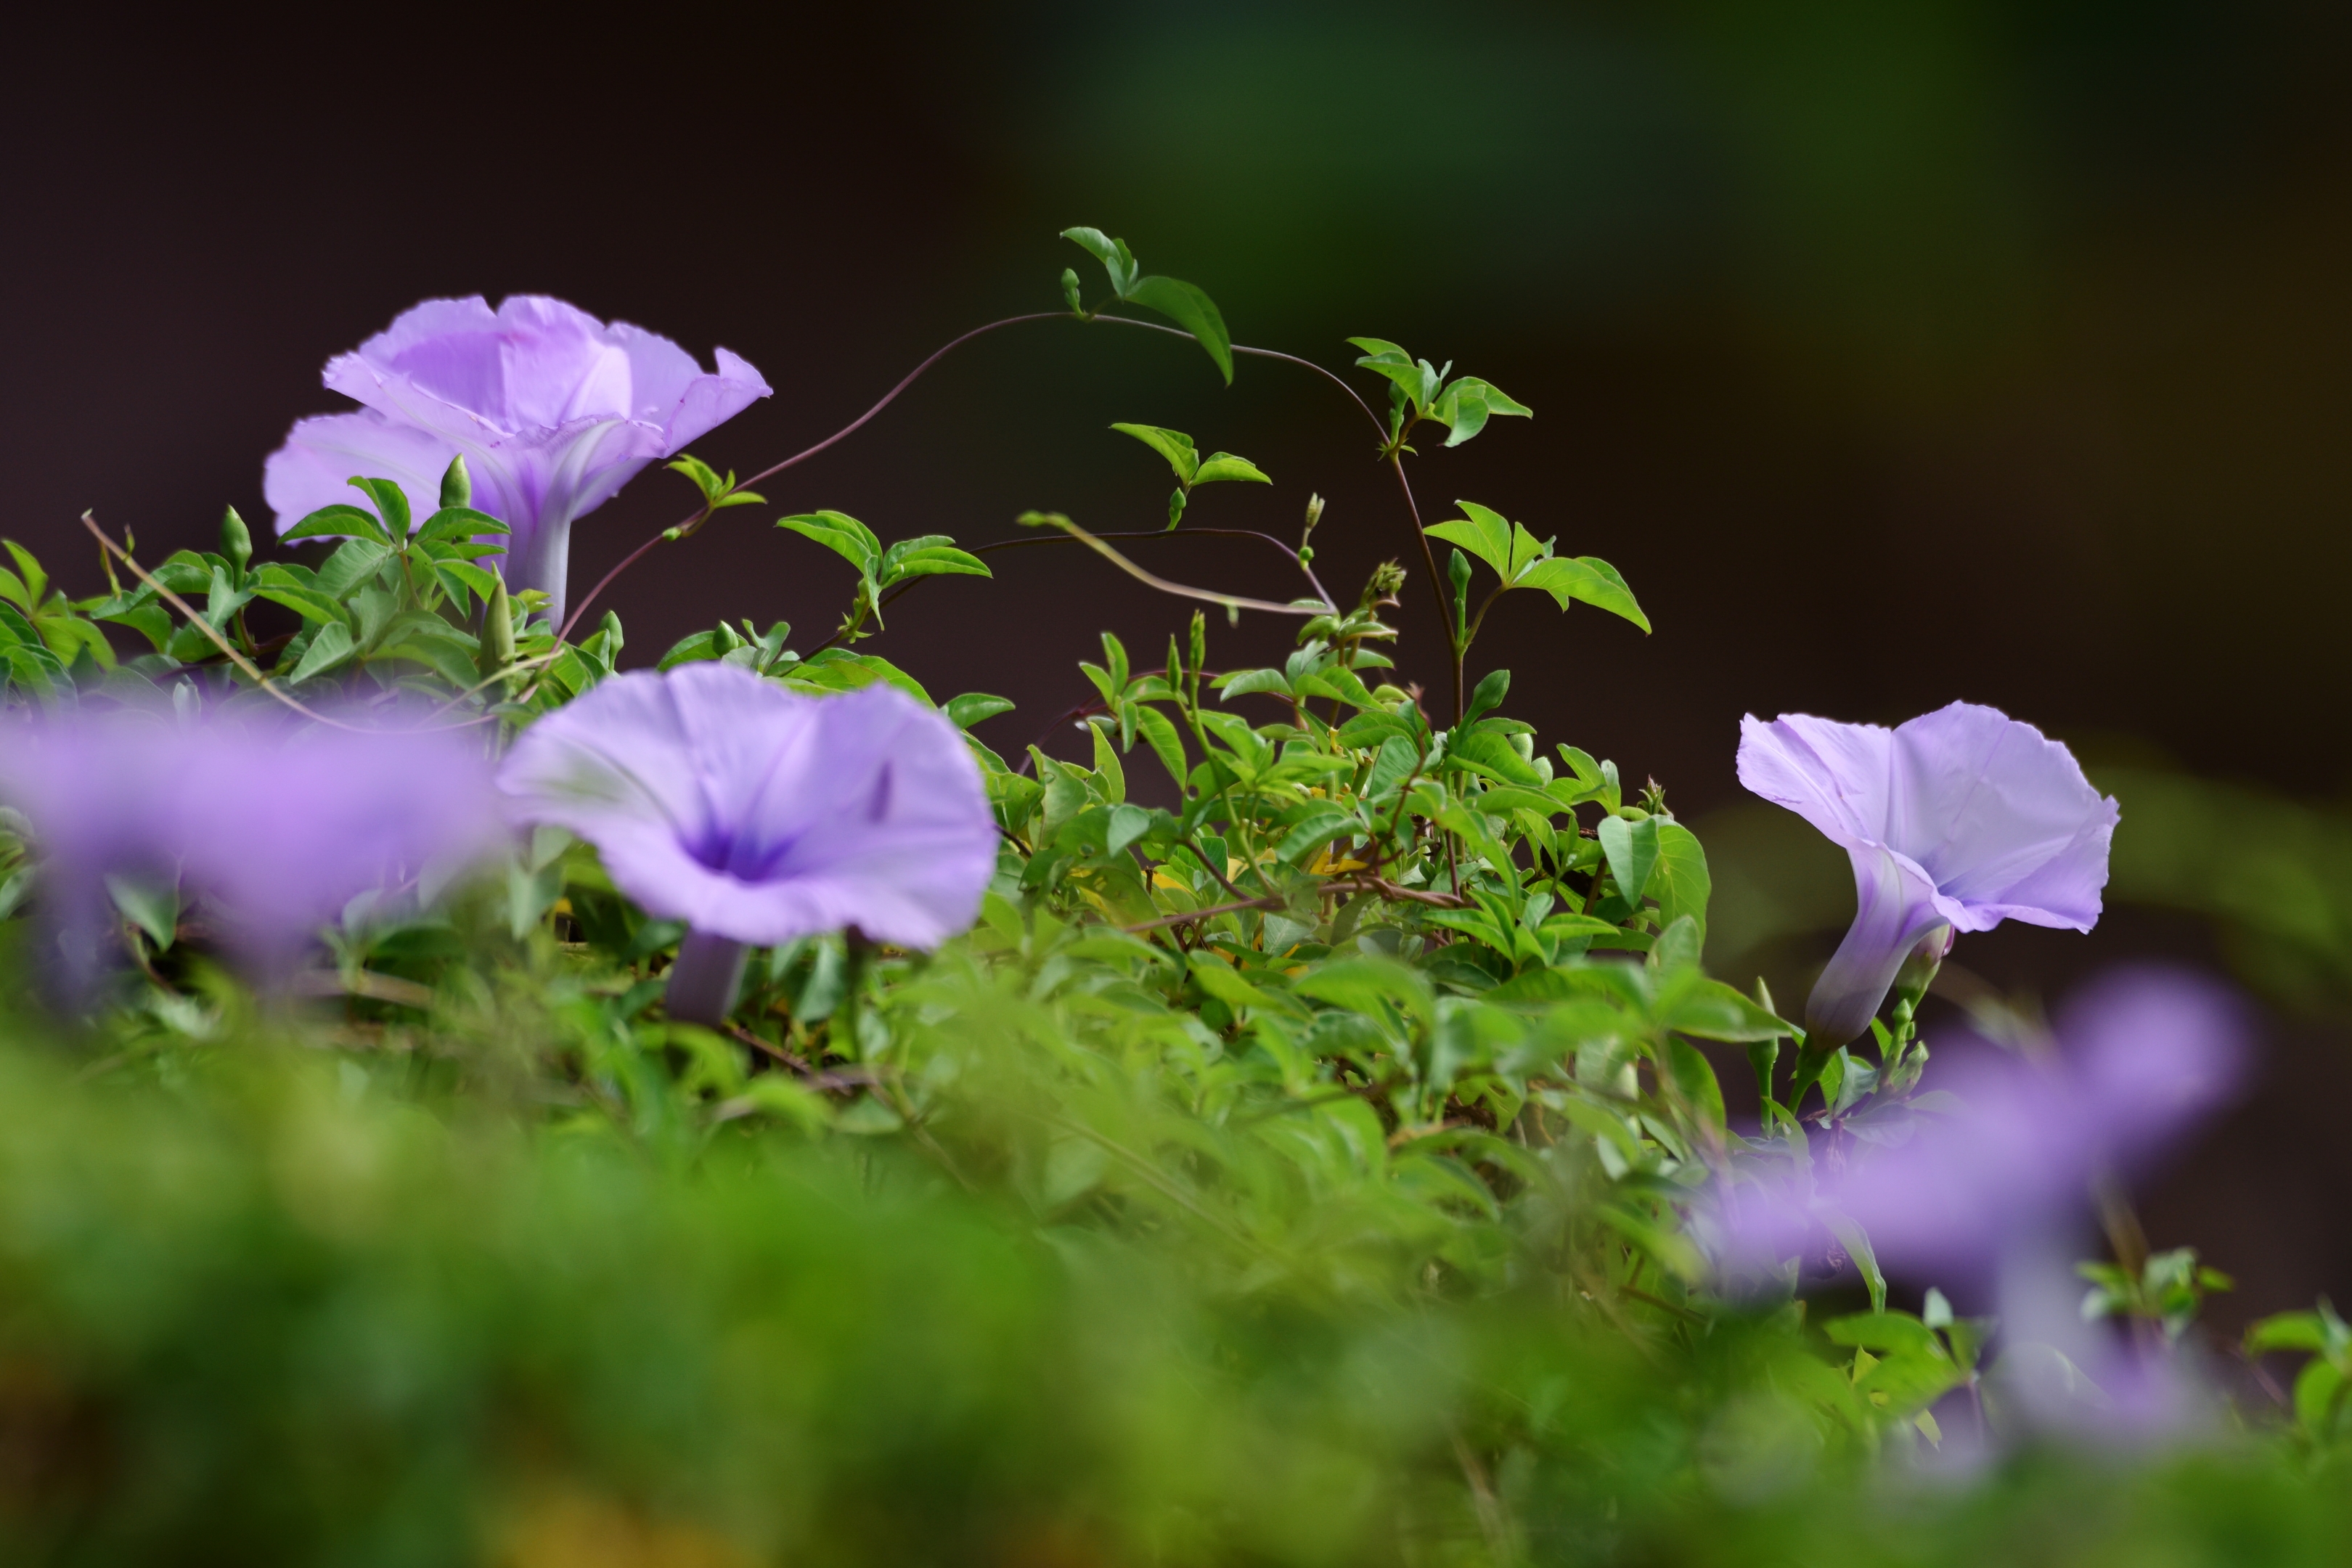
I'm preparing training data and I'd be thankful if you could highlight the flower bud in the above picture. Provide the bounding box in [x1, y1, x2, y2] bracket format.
[478, 576, 515, 675]
[1302, 492, 1325, 536]
[1061, 268, 1083, 314]
[1889, 925, 1953, 1016]
[1188, 609, 1205, 674]
[218, 507, 252, 573]
[439, 454, 471, 511]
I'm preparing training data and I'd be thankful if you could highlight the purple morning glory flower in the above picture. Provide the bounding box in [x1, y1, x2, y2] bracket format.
[1832, 966, 2249, 1277]
[1711, 967, 2248, 1286]
[264, 295, 772, 630]
[0, 709, 502, 1000]
[1737, 701, 2119, 1048]
[494, 666, 998, 1024]
[1707, 966, 2248, 1444]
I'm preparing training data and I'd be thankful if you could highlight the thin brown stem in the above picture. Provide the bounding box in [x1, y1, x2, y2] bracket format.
[1123, 895, 1286, 934]
[1023, 513, 1331, 618]
[559, 310, 1071, 642]
[558, 526, 678, 645]
[82, 514, 365, 732]
[1181, 836, 1249, 899]
[1389, 453, 1459, 722]
[802, 527, 1332, 660]
[1318, 875, 1469, 910]
[740, 314, 1076, 493]
[564, 311, 1406, 671]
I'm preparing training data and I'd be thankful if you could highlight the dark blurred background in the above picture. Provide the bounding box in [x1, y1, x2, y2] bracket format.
[4, 2, 2348, 1324]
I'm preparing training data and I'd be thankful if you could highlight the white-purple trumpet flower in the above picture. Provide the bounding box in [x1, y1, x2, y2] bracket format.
[264, 295, 770, 631]
[1738, 701, 2119, 1048]
[495, 665, 998, 1025]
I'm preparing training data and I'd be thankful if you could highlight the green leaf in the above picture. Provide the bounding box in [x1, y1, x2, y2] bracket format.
[287, 621, 356, 683]
[1664, 1037, 1726, 1130]
[878, 540, 990, 586]
[1061, 226, 1139, 297]
[282, 504, 391, 547]
[1598, 1205, 1706, 1284]
[343, 476, 412, 539]
[1190, 453, 1270, 486]
[1190, 958, 1285, 1016]
[944, 693, 1015, 730]
[1513, 556, 1650, 633]
[105, 873, 179, 950]
[656, 630, 722, 671]
[95, 603, 173, 650]
[780, 649, 933, 704]
[1347, 338, 1439, 414]
[1429, 376, 1532, 448]
[2, 541, 47, 608]
[1596, 814, 1659, 905]
[438, 558, 502, 603]
[1278, 807, 1360, 867]
[1650, 822, 1711, 944]
[1214, 668, 1292, 701]
[1126, 275, 1233, 384]
[375, 632, 481, 690]
[316, 539, 393, 599]
[1, 642, 65, 701]
[1822, 1212, 1888, 1313]
[1133, 704, 1188, 789]
[2246, 1311, 2332, 1357]
[665, 452, 734, 503]
[1110, 423, 1199, 486]
[415, 506, 509, 543]
[1105, 803, 1154, 859]
[1338, 709, 1422, 751]
[1816, 1316, 1947, 1363]
[250, 565, 348, 626]
[1088, 722, 1127, 804]
[1649, 915, 1704, 975]
[1293, 956, 1434, 1024]
[2294, 1358, 2345, 1437]
[777, 511, 882, 576]
[1445, 729, 1543, 788]
[1853, 1351, 1965, 1418]
[1659, 979, 1794, 1043]
[1426, 502, 1514, 580]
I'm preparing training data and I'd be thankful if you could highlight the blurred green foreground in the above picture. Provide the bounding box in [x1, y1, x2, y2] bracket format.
[0, 1013, 2342, 1567]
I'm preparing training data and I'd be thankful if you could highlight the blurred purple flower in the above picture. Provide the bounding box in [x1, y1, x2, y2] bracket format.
[495, 666, 997, 1024]
[1738, 701, 2119, 1048]
[1709, 966, 2250, 1444]
[1839, 968, 2250, 1276]
[264, 295, 770, 630]
[0, 710, 502, 999]
[1715, 968, 2247, 1278]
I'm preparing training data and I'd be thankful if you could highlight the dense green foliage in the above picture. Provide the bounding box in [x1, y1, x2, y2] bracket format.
[0, 230, 2345, 1563]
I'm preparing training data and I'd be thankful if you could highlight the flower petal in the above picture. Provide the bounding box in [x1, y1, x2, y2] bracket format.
[497, 669, 996, 951]
[300, 295, 772, 628]
[1736, 711, 1896, 851]
[1803, 842, 1951, 1047]
[262, 412, 459, 536]
[1885, 702, 2118, 928]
